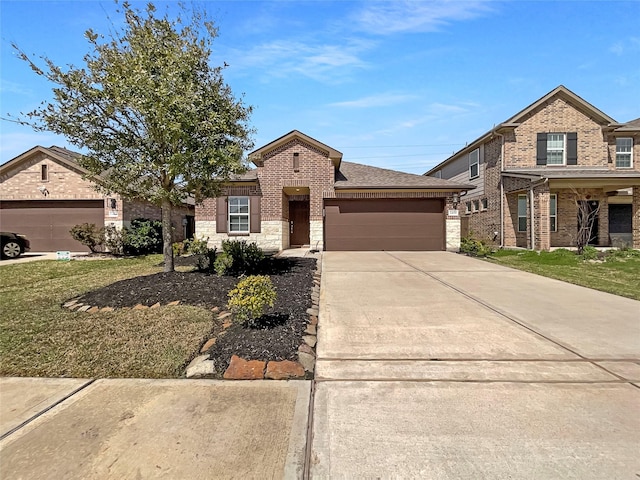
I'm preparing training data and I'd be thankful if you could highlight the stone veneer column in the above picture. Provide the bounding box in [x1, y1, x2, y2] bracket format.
[309, 220, 323, 250]
[633, 187, 640, 249]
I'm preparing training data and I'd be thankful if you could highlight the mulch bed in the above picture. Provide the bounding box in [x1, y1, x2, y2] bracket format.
[75, 256, 317, 373]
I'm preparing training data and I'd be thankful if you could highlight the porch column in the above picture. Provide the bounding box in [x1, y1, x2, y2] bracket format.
[533, 183, 551, 251]
[633, 187, 640, 249]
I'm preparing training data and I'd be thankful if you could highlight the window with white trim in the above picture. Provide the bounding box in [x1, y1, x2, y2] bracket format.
[546, 133, 566, 165]
[481, 198, 488, 210]
[228, 196, 249, 233]
[549, 194, 557, 232]
[469, 149, 479, 179]
[616, 138, 633, 168]
[517, 195, 527, 232]
[473, 199, 480, 212]
[465, 201, 472, 214]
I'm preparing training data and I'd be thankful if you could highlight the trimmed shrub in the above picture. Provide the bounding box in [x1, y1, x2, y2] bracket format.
[70, 223, 104, 253]
[219, 240, 265, 275]
[104, 225, 125, 255]
[227, 275, 277, 327]
[460, 233, 495, 257]
[124, 218, 163, 255]
[214, 251, 233, 276]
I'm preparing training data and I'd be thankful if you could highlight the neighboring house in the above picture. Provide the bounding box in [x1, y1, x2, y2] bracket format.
[195, 130, 473, 252]
[0, 146, 194, 251]
[426, 86, 640, 250]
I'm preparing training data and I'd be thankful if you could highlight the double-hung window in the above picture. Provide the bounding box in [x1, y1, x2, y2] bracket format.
[228, 197, 249, 233]
[549, 194, 557, 232]
[546, 134, 565, 165]
[469, 149, 479, 179]
[517, 195, 527, 232]
[616, 138, 633, 168]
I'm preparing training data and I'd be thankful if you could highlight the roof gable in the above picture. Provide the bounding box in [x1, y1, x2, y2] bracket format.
[0, 145, 89, 178]
[504, 85, 616, 125]
[249, 130, 343, 167]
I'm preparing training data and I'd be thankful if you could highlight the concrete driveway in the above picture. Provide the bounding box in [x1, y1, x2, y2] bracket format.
[312, 251, 640, 479]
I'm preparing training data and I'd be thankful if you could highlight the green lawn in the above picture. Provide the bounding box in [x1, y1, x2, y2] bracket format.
[0, 256, 214, 378]
[486, 248, 640, 301]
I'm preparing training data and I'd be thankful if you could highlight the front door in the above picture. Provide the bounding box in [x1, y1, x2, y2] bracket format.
[289, 201, 310, 246]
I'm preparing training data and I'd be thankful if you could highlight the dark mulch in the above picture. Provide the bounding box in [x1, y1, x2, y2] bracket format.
[75, 257, 317, 373]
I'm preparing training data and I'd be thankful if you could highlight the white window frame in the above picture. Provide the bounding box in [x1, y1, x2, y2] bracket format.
[228, 196, 250, 233]
[468, 149, 479, 179]
[472, 199, 480, 213]
[546, 133, 566, 165]
[465, 201, 472, 214]
[517, 195, 527, 232]
[615, 137, 633, 168]
[481, 198, 488, 211]
[549, 194, 557, 232]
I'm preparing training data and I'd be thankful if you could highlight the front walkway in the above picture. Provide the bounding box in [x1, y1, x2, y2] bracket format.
[311, 251, 640, 478]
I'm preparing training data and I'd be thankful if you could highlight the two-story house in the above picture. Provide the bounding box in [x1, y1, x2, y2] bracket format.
[195, 130, 473, 252]
[426, 86, 640, 250]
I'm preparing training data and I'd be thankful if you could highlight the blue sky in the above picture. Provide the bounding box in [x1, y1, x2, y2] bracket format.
[1, 0, 639, 174]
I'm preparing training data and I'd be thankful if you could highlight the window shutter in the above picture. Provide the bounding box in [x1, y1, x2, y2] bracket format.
[567, 132, 578, 165]
[216, 197, 227, 233]
[536, 133, 547, 165]
[250, 196, 261, 233]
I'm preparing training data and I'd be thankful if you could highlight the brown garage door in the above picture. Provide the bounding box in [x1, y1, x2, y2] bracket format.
[324, 198, 445, 251]
[0, 200, 104, 251]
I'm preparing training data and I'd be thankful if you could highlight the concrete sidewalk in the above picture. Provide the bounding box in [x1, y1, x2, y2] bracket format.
[312, 251, 640, 479]
[0, 378, 310, 479]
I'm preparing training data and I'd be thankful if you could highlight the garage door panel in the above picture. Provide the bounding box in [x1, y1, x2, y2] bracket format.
[1, 200, 104, 251]
[324, 199, 444, 251]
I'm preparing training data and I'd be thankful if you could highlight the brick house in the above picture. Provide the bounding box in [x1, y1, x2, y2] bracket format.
[0, 146, 195, 251]
[196, 130, 473, 252]
[426, 86, 640, 250]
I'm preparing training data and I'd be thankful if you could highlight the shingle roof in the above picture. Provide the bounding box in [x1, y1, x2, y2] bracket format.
[503, 168, 640, 179]
[336, 161, 474, 189]
[229, 169, 258, 181]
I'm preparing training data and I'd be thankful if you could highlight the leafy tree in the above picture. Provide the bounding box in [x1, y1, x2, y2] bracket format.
[11, 1, 254, 271]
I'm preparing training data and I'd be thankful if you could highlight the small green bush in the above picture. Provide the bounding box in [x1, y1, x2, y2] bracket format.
[104, 225, 125, 255]
[605, 247, 640, 262]
[581, 245, 599, 261]
[124, 218, 163, 255]
[219, 240, 265, 275]
[70, 223, 105, 253]
[227, 275, 277, 327]
[460, 233, 495, 257]
[214, 251, 234, 276]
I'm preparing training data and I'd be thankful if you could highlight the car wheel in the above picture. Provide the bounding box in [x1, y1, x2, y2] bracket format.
[2, 241, 23, 259]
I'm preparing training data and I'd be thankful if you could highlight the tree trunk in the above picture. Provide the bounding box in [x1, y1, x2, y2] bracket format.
[162, 199, 174, 272]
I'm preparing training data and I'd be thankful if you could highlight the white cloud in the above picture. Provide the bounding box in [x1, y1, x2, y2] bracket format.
[0, 79, 32, 96]
[229, 38, 374, 83]
[329, 93, 419, 108]
[352, 0, 495, 35]
[609, 36, 640, 56]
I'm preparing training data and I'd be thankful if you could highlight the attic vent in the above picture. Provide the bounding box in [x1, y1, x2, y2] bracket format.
[41, 164, 49, 181]
[293, 153, 300, 172]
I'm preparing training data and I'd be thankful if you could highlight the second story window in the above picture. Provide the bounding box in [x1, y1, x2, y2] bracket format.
[468, 149, 479, 179]
[546, 134, 565, 165]
[537, 132, 577, 166]
[616, 138, 633, 168]
[293, 152, 300, 172]
[41, 164, 49, 181]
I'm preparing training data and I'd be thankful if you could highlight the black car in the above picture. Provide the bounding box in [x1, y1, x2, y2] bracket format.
[1, 232, 31, 259]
